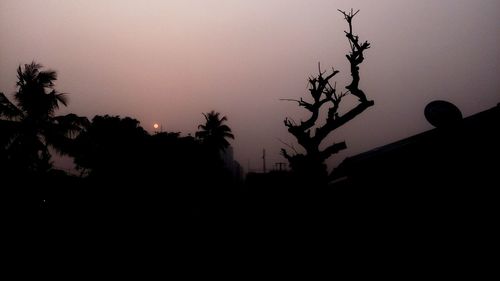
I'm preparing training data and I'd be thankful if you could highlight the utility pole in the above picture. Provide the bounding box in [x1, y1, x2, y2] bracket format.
[275, 162, 286, 171]
[262, 149, 266, 173]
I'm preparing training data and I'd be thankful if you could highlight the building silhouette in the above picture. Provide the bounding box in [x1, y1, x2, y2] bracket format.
[328, 102, 499, 252]
[330, 102, 500, 189]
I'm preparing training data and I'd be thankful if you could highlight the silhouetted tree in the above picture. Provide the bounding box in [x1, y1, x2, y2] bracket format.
[0, 62, 88, 176]
[281, 10, 374, 185]
[72, 115, 148, 179]
[196, 110, 234, 153]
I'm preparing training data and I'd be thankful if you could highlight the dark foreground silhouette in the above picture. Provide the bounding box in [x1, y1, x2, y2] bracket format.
[2, 104, 497, 268]
[1, 50, 497, 267]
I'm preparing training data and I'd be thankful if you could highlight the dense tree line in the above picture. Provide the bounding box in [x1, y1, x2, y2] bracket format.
[1, 63, 239, 223]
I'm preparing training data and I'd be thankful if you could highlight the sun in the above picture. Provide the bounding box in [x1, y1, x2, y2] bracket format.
[153, 123, 159, 129]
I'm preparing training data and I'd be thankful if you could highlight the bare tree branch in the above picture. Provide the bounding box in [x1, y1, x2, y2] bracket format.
[339, 9, 371, 103]
[277, 138, 299, 154]
[281, 148, 292, 161]
[283, 67, 339, 133]
[320, 141, 347, 161]
[315, 100, 374, 143]
[280, 9, 374, 183]
[280, 98, 314, 112]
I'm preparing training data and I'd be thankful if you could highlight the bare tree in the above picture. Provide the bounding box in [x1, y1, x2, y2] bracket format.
[281, 9, 374, 184]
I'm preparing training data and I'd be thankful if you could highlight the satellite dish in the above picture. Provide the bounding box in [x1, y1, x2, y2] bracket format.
[424, 100, 462, 128]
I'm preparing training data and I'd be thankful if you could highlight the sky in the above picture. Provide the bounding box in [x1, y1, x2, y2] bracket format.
[1, 0, 499, 173]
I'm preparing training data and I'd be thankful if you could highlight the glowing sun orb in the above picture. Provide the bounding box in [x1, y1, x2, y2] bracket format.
[153, 123, 159, 129]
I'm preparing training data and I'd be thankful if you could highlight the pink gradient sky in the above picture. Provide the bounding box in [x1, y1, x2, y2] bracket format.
[1, 0, 499, 172]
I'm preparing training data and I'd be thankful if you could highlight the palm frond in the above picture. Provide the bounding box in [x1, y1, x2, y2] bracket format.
[0, 92, 23, 120]
[47, 90, 68, 110]
[0, 119, 21, 147]
[216, 124, 232, 132]
[52, 113, 90, 138]
[56, 93, 68, 107]
[223, 132, 234, 139]
[37, 70, 57, 87]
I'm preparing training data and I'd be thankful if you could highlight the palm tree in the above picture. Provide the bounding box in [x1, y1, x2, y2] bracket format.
[195, 110, 234, 152]
[0, 62, 88, 175]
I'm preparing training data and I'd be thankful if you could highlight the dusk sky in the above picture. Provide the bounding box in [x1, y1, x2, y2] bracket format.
[1, 0, 499, 172]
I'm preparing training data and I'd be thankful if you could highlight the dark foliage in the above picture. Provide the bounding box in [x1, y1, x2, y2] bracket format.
[1, 62, 88, 179]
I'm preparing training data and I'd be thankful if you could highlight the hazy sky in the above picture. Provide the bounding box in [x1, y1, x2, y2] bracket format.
[1, 0, 499, 172]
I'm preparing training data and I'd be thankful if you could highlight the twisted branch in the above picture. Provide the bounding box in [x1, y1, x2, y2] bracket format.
[281, 9, 374, 171]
